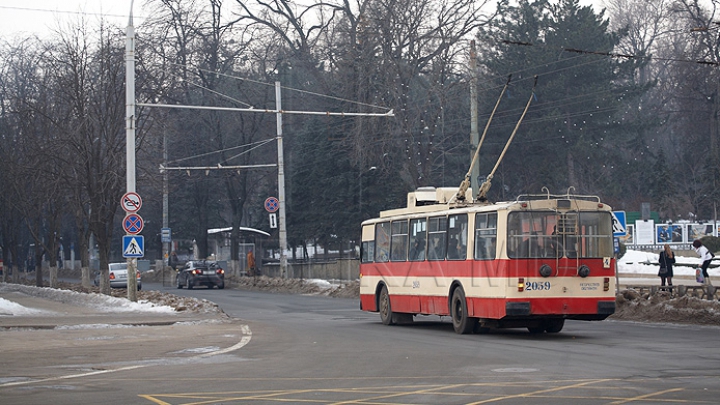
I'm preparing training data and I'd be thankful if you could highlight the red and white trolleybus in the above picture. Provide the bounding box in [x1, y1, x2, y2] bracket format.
[359, 186, 616, 334]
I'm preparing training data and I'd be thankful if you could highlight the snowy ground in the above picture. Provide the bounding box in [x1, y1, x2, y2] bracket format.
[618, 249, 712, 280]
[0, 283, 176, 316]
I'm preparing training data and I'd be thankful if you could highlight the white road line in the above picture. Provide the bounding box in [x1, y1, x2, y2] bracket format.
[0, 323, 252, 388]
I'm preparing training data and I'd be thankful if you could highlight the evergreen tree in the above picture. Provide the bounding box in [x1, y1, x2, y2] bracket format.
[648, 148, 676, 219]
[476, 0, 648, 199]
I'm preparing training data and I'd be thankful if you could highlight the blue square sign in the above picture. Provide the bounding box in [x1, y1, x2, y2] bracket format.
[612, 211, 627, 237]
[123, 235, 144, 258]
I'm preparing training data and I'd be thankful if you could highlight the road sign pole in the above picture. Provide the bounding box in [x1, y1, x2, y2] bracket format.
[125, 7, 138, 302]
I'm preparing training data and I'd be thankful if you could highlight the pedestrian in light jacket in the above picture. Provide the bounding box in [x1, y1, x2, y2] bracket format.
[692, 239, 714, 285]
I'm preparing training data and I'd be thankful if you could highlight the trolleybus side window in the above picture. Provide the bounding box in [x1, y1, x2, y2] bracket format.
[447, 214, 468, 260]
[427, 216, 447, 261]
[375, 222, 391, 262]
[390, 220, 409, 261]
[507, 211, 560, 259]
[361, 225, 375, 263]
[474, 213, 497, 260]
[409, 218, 427, 261]
[568, 212, 613, 258]
[361, 241, 375, 263]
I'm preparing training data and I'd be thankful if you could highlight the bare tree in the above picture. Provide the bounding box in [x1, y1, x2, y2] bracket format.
[143, 0, 276, 269]
[36, 23, 129, 294]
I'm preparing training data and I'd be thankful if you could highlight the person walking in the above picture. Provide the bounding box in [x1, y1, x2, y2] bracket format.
[658, 244, 675, 288]
[692, 239, 714, 285]
[247, 250, 256, 277]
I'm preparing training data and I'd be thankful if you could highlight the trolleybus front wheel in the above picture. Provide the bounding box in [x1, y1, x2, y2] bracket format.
[451, 287, 477, 334]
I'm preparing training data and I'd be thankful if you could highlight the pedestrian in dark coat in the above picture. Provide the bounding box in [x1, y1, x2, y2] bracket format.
[658, 244, 675, 287]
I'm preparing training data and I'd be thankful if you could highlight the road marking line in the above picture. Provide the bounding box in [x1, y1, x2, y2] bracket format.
[465, 378, 613, 404]
[608, 387, 684, 404]
[0, 323, 252, 389]
[196, 324, 251, 358]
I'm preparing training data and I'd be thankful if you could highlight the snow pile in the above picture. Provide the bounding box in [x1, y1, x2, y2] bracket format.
[231, 275, 359, 298]
[613, 288, 720, 326]
[0, 297, 48, 316]
[0, 283, 175, 315]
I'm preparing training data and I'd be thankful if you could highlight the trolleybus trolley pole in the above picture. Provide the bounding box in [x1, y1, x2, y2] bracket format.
[455, 74, 512, 202]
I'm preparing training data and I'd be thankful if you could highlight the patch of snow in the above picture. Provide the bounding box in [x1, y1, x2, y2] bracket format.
[306, 279, 333, 289]
[0, 283, 175, 315]
[618, 249, 706, 276]
[0, 297, 49, 316]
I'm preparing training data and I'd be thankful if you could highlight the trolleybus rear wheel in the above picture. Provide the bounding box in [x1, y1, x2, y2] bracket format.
[379, 285, 394, 325]
[545, 318, 565, 333]
[451, 287, 477, 334]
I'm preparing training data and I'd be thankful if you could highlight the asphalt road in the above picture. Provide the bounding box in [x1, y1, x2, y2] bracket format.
[1, 281, 719, 405]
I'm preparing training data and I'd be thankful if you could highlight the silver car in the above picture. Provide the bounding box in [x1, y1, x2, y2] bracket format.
[94, 262, 142, 290]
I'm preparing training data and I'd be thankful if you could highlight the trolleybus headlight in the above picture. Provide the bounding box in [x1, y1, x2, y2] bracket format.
[539, 264, 552, 278]
[577, 265, 590, 278]
[603, 277, 610, 291]
[518, 278, 524, 292]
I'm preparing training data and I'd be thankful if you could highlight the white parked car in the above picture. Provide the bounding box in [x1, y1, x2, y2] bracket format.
[94, 262, 142, 290]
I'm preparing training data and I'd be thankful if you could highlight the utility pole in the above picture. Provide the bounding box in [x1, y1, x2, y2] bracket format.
[469, 40, 480, 196]
[125, 3, 138, 301]
[163, 125, 169, 277]
[275, 82, 288, 278]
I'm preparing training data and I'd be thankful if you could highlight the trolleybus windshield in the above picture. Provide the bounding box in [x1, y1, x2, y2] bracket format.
[507, 211, 613, 259]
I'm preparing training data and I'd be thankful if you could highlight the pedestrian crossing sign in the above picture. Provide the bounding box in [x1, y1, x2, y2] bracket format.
[612, 211, 627, 237]
[123, 235, 144, 258]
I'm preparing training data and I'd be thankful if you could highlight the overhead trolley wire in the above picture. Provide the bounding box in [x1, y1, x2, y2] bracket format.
[160, 61, 393, 113]
[502, 39, 720, 66]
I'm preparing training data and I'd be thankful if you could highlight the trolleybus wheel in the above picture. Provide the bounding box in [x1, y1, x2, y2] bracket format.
[545, 319, 564, 333]
[451, 287, 477, 334]
[379, 285, 394, 325]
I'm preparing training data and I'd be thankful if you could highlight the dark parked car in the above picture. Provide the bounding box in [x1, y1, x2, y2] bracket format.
[176, 260, 225, 289]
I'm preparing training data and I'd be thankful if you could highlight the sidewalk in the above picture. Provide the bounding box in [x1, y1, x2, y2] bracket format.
[0, 284, 248, 388]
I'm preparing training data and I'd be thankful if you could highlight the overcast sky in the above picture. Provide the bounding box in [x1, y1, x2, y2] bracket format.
[0, 0, 139, 38]
[0, 0, 608, 38]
